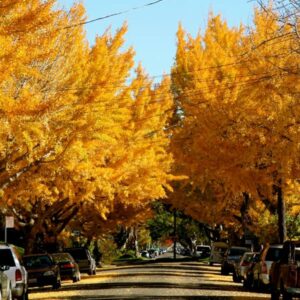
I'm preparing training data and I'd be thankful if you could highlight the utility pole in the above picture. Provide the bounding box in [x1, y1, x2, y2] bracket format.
[173, 210, 177, 260]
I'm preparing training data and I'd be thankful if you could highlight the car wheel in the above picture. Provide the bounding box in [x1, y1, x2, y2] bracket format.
[52, 279, 61, 290]
[253, 277, 261, 291]
[270, 288, 280, 300]
[232, 271, 240, 283]
[18, 290, 29, 300]
[246, 274, 254, 290]
[282, 288, 292, 300]
[221, 267, 228, 275]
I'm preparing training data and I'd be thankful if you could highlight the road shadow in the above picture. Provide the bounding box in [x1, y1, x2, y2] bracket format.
[29, 280, 249, 294]
[39, 295, 268, 300]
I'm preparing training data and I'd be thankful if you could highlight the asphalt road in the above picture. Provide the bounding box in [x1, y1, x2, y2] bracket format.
[28, 253, 270, 300]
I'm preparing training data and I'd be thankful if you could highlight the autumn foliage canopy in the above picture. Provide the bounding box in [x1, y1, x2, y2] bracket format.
[0, 0, 299, 248]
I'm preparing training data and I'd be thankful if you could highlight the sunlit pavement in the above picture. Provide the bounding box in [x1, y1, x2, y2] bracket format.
[28, 255, 270, 300]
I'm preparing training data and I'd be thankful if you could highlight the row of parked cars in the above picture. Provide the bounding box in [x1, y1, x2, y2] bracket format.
[140, 248, 167, 258]
[0, 243, 97, 300]
[217, 241, 300, 300]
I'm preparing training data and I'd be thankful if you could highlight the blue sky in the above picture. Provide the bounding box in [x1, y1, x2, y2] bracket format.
[57, 0, 256, 79]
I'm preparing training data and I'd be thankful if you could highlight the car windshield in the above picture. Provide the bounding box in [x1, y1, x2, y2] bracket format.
[214, 247, 227, 253]
[0, 249, 16, 266]
[265, 248, 282, 261]
[197, 246, 210, 251]
[23, 255, 53, 268]
[52, 253, 73, 263]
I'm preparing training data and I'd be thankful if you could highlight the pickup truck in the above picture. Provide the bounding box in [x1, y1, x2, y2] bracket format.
[270, 240, 300, 300]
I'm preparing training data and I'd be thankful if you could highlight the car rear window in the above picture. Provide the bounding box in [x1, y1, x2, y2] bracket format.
[243, 253, 255, 263]
[196, 246, 210, 251]
[229, 248, 247, 256]
[214, 247, 227, 253]
[52, 253, 73, 263]
[266, 248, 282, 261]
[65, 249, 87, 260]
[23, 255, 53, 268]
[0, 249, 16, 266]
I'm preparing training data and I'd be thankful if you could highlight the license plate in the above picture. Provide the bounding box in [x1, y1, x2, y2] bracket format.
[29, 278, 37, 283]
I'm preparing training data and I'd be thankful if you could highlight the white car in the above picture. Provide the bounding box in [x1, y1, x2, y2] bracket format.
[0, 244, 28, 300]
[0, 266, 12, 300]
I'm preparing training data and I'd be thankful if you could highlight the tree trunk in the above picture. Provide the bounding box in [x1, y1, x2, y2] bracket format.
[275, 181, 287, 243]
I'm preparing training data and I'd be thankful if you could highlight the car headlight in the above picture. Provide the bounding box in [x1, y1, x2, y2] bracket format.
[43, 270, 55, 276]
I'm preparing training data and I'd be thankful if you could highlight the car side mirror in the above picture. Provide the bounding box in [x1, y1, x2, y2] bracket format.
[0, 265, 10, 271]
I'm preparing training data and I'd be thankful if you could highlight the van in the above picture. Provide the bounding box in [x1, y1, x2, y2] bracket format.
[209, 242, 229, 265]
[64, 247, 96, 275]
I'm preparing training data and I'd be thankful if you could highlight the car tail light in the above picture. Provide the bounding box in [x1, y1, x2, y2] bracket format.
[15, 269, 22, 281]
[261, 262, 268, 274]
[62, 263, 74, 269]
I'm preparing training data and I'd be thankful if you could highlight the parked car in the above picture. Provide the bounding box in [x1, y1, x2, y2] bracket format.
[0, 243, 28, 300]
[140, 250, 150, 258]
[147, 249, 157, 258]
[270, 240, 300, 300]
[251, 244, 283, 290]
[195, 245, 211, 258]
[23, 253, 61, 289]
[0, 266, 12, 300]
[64, 247, 96, 275]
[243, 253, 262, 289]
[180, 248, 191, 256]
[221, 246, 249, 275]
[232, 252, 259, 283]
[209, 242, 229, 265]
[51, 253, 81, 282]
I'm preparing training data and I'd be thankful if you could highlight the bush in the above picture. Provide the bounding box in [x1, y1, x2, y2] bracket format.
[99, 237, 121, 264]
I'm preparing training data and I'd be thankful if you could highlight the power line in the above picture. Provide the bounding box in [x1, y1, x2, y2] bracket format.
[63, 0, 166, 29]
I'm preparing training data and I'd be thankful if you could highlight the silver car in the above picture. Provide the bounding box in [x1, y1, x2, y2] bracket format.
[0, 244, 28, 300]
[0, 266, 12, 300]
[252, 244, 283, 289]
[64, 248, 96, 275]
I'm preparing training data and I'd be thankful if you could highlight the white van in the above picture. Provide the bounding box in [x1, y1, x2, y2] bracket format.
[209, 242, 228, 265]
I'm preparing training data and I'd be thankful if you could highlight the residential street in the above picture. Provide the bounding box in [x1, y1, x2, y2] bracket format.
[28, 254, 270, 300]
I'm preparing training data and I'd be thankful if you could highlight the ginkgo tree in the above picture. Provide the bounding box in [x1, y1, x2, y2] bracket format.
[0, 0, 176, 253]
[170, 8, 300, 243]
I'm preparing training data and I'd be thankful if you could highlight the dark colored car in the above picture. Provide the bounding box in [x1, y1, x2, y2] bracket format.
[23, 254, 61, 289]
[147, 249, 157, 258]
[51, 253, 81, 283]
[195, 245, 211, 258]
[270, 240, 300, 300]
[64, 248, 96, 275]
[221, 246, 249, 275]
